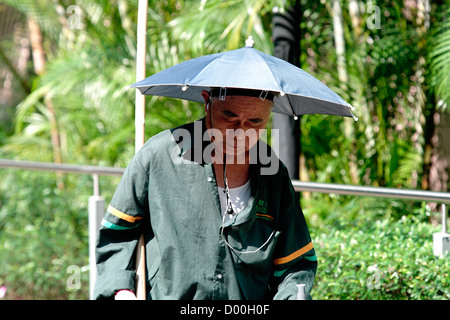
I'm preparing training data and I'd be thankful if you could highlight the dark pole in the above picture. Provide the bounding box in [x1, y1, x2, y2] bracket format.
[272, 1, 302, 179]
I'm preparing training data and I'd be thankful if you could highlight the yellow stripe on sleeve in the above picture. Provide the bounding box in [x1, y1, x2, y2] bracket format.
[273, 241, 314, 266]
[107, 205, 143, 223]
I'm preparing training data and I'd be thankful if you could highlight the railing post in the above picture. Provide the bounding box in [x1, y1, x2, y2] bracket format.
[433, 204, 450, 257]
[442, 204, 447, 234]
[88, 174, 105, 299]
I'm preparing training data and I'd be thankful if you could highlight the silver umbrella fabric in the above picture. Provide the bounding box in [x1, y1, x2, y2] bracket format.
[131, 37, 356, 120]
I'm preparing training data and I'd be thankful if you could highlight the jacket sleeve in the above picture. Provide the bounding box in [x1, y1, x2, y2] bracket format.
[271, 173, 317, 300]
[93, 154, 149, 299]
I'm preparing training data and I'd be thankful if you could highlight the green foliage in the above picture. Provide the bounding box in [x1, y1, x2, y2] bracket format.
[304, 198, 450, 300]
[1, 0, 449, 300]
[428, 5, 450, 111]
[299, 0, 431, 189]
[0, 168, 120, 299]
[169, 0, 284, 53]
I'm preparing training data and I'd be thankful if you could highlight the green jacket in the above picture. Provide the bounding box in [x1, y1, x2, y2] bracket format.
[94, 118, 317, 300]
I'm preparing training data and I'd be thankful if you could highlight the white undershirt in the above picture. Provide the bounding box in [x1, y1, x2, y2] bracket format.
[217, 179, 251, 223]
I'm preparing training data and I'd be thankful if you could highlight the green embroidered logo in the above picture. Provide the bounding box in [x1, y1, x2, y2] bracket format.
[255, 200, 274, 221]
[256, 199, 267, 214]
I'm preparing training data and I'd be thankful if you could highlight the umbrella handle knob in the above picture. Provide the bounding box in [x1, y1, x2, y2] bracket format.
[245, 36, 254, 48]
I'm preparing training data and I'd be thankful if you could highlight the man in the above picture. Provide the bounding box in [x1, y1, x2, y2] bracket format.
[94, 88, 317, 300]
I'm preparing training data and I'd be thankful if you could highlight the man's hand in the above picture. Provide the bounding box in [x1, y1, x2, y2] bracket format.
[115, 289, 137, 300]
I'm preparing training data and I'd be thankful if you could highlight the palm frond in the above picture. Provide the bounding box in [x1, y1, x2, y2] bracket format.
[428, 6, 450, 110]
[169, 0, 281, 54]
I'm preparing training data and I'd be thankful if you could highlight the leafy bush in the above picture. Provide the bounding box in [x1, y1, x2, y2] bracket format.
[0, 169, 119, 299]
[305, 196, 450, 300]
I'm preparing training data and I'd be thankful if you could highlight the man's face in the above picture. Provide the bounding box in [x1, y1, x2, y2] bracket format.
[202, 91, 273, 160]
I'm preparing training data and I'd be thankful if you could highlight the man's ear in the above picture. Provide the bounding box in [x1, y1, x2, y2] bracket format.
[201, 90, 211, 112]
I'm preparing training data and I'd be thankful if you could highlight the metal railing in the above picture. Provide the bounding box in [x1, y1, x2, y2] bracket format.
[291, 180, 450, 204]
[2, 159, 448, 203]
[292, 180, 450, 256]
[0, 159, 123, 299]
[1, 158, 449, 298]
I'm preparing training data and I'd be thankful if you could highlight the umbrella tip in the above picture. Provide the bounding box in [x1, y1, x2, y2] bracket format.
[245, 36, 254, 48]
[347, 103, 358, 121]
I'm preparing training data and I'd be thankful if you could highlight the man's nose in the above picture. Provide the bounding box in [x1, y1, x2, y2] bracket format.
[234, 120, 250, 131]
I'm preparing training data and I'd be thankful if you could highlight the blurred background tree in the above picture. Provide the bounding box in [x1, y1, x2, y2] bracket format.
[0, 0, 448, 299]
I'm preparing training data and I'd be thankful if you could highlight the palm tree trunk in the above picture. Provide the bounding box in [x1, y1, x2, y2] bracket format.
[271, 1, 301, 181]
[421, 0, 449, 193]
[428, 112, 450, 192]
[0, 46, 31, 93]
[27, 18, 62, 165]
[28, 18, 63, 189]
[332, 0, 347, 87]
[27, 19, 46, 75]
[332, 0, 358, 185]
[410, 0, 432, 191]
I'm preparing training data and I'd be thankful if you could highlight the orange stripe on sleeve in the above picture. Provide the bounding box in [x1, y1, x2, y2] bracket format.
[255, 214, 274, 221]
[107, 205, 143, 223]
[273, 241, 314, 265]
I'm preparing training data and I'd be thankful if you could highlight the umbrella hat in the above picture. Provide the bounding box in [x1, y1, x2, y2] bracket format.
[131, 37, 357, 120]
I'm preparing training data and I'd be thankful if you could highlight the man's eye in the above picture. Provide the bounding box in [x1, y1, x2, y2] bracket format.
[250, 119, 263, 124]
[223, 110, 237, 118]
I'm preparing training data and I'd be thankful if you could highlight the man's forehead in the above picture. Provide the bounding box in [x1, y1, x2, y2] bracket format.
[210, 88, 275, 102]
[213, 95, 273, 109]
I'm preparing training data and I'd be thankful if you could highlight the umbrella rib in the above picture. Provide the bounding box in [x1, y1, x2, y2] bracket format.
[187, 55, 225, 86]
[257, 56, 284, 93]
[287, 92, 353, 108]
[286, 93, 297, 118]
